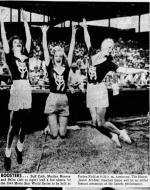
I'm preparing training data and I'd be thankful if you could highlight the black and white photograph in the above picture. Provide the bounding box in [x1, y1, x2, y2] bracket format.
[0, 188, 150, 190]
[0, 188, 62, 190]
[65, 188, 150, 190]
[0, 1, 149, 173]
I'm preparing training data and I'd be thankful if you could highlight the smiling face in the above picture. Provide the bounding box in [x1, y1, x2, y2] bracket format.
[12, 38, 22, 52]
[54, 50, 64, 65]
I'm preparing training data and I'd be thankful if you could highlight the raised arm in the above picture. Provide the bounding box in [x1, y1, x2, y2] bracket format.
[67, 22, 77, 67]
[116, 67, 148, 75]
[81, 18, 91, 50]
[40, 25, 50, 66]
[0, 9, 9, 53]
[21, 9, 31, 53]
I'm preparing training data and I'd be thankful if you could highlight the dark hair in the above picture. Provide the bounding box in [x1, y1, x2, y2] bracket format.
[8, 35, 24, 53]
[101, 188, 115, 190]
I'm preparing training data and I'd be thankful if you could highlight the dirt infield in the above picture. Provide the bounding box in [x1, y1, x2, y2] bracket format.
[0, 118, 149, 174]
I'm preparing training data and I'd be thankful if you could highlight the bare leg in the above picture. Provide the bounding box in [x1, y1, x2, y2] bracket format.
[96, 107, 121, 135]
[6, 111, 20, 153]
[19, 109, 30, 143]
[96, 107, 106, 127]
[59, 116, 68, 137]
[96, 107, 122, 147]
[47, 114, 58, 138]
[4, 110, 20, 170]
[103, 121, 121, 135]
[15, 109, 30, 157]
[89, 107, 97, 126]
[96, 107, 131, 145]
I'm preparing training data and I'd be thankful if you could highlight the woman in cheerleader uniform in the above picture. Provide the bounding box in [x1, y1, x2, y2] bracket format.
[81, 18, 148, 147]
[42, 23, 77, 138]
[0, 9, 32, 171]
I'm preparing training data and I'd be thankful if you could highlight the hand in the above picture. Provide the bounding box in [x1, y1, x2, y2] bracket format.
[79, 85, 86, 93]
[72, 22, 77, 34]
[40, 25, 49, 33]
[80, 18, 87, 28]
[0, 8, 8, 22]
[21, 9, 27, 22]
[69, 87, 75, 94]
[82, 18, 87, 25]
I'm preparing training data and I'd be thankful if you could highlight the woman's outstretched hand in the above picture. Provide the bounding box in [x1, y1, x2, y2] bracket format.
[21, 9, 28, 22]
[80, 18, 87, 28]
[40, 25, 49, 33]
[72, 22, 77, 34]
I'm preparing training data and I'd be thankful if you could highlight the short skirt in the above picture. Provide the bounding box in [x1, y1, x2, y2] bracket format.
[8, 80, 32, 111]
[44, 92, 69, 116]
[86, 82, 109, 108]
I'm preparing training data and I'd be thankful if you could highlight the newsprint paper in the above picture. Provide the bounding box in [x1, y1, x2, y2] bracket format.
[0, 1, 149, 190]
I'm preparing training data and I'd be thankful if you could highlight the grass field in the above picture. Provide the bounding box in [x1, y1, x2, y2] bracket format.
[0, 118, 149, 174]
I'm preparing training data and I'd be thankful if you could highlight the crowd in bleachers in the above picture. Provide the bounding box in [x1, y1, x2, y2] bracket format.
[104, 38, 149, 88]
[0, 37, 149, 90]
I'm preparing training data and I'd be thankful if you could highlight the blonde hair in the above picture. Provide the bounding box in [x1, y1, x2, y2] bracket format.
[52, 46, 64, 55]
[101, 38, 114, 50]
[51, 46, 68, 66]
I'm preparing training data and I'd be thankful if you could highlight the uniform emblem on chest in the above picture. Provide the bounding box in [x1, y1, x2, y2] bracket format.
[89, 66, 97, 81]
[53, 73, 65, 91]
[16, 59, 28, 78]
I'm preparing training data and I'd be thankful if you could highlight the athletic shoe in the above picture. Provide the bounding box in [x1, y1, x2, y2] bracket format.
[119, 129, 132, 144]
[15, 146, 22, 164]
[4, 156, 11, 171]
[111, 133, 122, 148]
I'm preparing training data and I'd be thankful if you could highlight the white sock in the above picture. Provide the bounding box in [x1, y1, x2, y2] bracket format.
[5, 148, 11, 158]
[17, 140, 24, 152]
